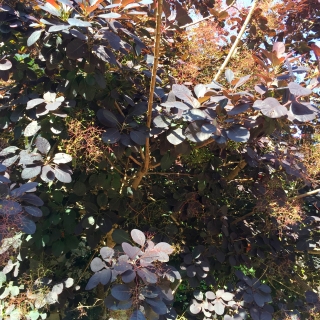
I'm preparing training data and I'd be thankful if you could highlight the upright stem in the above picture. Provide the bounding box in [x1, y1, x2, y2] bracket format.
[213, 0, 258, 81]
[132, 0, 162, 190]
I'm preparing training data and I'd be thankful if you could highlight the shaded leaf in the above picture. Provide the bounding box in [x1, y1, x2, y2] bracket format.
[19, 216, 36, 234]
[130, 130, 146, 145]
[226, 125, 250, 143]
[145, 298, 168, 315]
[102, 128, 121, 144]
[167, 128, 185, 145]
[111, 284, 131, 301]
[24, 206, 43, 217]
[130, 310, 146, 320]
[66, 39, 88, 59]
[112, 229, 131, 244]
[185, 121, 211, 143]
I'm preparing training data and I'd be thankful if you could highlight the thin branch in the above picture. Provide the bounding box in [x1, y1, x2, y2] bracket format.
[213, 0, 258, 81]
[105, 153, 125, 176]
[150, 162, 161, 169]
[226, 159, 247, 181]
[131, 0, 162, 189]
[195, 137, 215, 149]
[129, 155, 142, 167]
[114, 101, 125, 117]
[231, 209, 256, 225]
[289, 188, 320, 201]
[146, 172, 193, 176]
[180, 15, 213, 29]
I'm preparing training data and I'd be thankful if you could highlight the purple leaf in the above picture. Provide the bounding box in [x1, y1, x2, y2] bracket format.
[111, 284, 131, 301]
[167, 128, 185, 145]
[131, 229, 146, 246]
[137, 268, 157, 284]
[214, 299, 225, 315]
[122, 242, 141, 259]
[129, 310, 146, 320]
[20, 194, 44, 207]
[100, 247, 114, 260]
[288, 82, 312, 96]
[24, 206, 43, 217]
[19, 216, 36, 234]
[253, 97, 287, 118]
[234, 74, 251, 89]
[205, 291, 216, 300]
[221, 292, 234, 301]
[53, 153, 72, 164]
[189, 300, 201, 314]
[35, 137, 51, 155]
[121, 270, 136, 283]
[90, 257, 106, 272]
[54, 165, 72, 183]
[41, 165, 55, 182]
[145, 298, 168, 315]
[114, 260, 132, 274]
[10, 182, 38, 197]
[226, 125, 250, 143]
[154, 242, 173, 254]
[0, 200, 22, 215]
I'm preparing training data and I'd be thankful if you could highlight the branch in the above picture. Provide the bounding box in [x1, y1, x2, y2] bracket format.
[213, 0, 258, 81]
[226, 159, 247, 181]
[131, 0, 162, 190]
[289, 188, 320, 201]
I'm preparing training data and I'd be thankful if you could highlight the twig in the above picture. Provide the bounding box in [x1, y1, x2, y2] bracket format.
[114, 101, 125, 117]
[105, 153, 124, 176]
[231, 209, 256, 225]
[150, 162, 161, 169]
[131, 0, 162, 189]
[146, 172, 193, 176]
[289, 188, 320, 200]
[213, 0, 258, 81]
[226, 159, 247, 181]
[195, 137, 215, 149]
[180, 15, 213, 29]
[129, 155, 142, 167]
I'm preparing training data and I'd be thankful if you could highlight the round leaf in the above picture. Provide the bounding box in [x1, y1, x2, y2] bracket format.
[131, 229, 146, 246]
[24, 121, 41, 137]
[102, 128, 121, 144]
[167, 128, 185, 145]
[253, 98, 287, 118]
[111, 284, 131, 301]
[226, 125, 250, 143]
